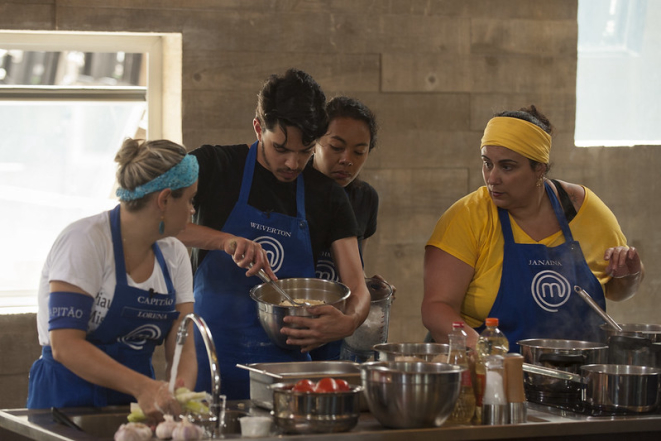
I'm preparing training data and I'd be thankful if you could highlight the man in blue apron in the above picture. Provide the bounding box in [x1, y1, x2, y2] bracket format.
[178, 69, 371, 399]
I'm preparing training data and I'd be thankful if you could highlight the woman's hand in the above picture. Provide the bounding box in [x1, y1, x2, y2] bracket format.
[369, 274, 396, 297]
[224, 236, 276, 280]
[136, 380, 182, 424]
[604, 246, 642, 279]
[604, 246, 644, 302]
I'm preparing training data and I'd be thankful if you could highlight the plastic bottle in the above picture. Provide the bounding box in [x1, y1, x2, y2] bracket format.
[446, 322, 476, 424]
[474, 317, 509, 424]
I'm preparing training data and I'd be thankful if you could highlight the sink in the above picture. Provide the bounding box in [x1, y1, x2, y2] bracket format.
[70, 411, 127, 438]
[0, 406, 252, 441]
[62, 407, 249, 438]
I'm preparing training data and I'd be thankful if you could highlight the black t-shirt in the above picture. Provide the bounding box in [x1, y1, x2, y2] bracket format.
[190, 144, 359, 272]
[345, 179, 379, 245]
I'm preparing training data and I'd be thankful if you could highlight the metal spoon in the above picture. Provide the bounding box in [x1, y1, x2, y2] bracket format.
[574, 285, 623, 332]
[252, 265, 310, 307]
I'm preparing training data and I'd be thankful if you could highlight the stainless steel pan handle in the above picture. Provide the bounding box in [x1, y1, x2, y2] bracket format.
[522, 362, 583, 383]
[574, 285, 623, 332]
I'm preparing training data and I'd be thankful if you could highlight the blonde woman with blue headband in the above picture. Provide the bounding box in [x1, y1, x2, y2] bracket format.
[422, 106, 643, 352]
[27, 138, 199, 424]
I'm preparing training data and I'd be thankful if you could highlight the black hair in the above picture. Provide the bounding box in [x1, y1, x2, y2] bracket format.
[255, 68, 328, 146]
[326, 96, 378, 151]
[495, 105, 553, 172]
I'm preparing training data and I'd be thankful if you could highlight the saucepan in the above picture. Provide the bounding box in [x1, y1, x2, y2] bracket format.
[600, 323, 661, 368]
[522, 362, 661, 413]
[518, 338, 608, 397]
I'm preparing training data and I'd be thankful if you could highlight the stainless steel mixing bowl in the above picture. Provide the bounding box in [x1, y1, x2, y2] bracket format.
[359, 361, 464, 429]
[373, 342, 451, 362]
[250, 278, 350, 349]
[270, 382, 363, 434]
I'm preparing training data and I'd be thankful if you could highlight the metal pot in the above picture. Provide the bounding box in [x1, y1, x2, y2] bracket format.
[601, 323, 661, 368]
[518, 339, 608, 398]
[523, 363, 661, 413]
[601, 323, 661, 343]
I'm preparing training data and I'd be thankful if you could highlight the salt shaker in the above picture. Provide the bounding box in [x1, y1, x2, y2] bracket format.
[482, 354, 508, 425]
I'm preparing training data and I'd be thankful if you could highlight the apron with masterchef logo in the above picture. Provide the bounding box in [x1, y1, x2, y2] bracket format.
[478, 182, 606, 353]
[27, 205, 179, 408]
[193, 141, 315, 400]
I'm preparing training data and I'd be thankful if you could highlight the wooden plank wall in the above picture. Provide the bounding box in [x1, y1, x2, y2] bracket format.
[1, 0, 660, 410]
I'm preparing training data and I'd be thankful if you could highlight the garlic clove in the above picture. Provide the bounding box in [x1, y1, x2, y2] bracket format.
[171, 418, 205, 441]
[114, 422, 153, 441]
[155, 414, 179, 439]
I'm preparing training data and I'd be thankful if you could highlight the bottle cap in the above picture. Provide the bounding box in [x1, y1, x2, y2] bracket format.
[485, 317, 499, 327]
[452, 321, 464, 328]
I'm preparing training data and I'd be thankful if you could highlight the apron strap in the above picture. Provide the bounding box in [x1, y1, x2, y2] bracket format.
[238, 142, 258, 204]
[153, 242, 175, 294]
[544, 181, 575, 242]
[110, 205, 128, 285]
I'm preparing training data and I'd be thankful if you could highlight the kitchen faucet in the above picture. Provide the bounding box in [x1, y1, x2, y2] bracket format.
[175, 313, 224, 438]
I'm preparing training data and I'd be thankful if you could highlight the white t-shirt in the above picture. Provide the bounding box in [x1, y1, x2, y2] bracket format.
[36, 211, 194, 346]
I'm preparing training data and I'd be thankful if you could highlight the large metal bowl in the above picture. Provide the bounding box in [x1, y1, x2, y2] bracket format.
[373, 342, 451, 362]
[359, 361, 464, 429]
[270, 382, 363, 434]
[250, 278, 350, 349]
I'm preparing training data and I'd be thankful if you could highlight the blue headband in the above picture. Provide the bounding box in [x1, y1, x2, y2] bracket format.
[116, 155, 199, 201]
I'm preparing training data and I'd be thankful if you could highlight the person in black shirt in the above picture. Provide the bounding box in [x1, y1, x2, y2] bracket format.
[177, 69, 370, 399]
[310, 96, 394, 361]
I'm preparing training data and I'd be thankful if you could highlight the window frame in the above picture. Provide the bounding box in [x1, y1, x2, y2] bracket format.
[0, 30, 182, 142]
[0, 31, 182, 313]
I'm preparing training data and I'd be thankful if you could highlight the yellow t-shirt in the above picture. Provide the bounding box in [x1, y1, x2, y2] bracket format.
[426, 186, 627, 328]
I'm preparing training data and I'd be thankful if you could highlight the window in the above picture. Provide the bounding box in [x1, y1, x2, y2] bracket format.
[0, 31, 182, 313]
[576, 0, 661, 147]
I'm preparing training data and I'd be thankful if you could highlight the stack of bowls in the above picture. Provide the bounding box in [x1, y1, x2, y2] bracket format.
[250, 278, 350, 349]
[269, 382, 363, 434]
[359, 361, 464, 429]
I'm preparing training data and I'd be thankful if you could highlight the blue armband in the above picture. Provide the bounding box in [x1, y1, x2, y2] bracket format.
[48, 291, 94, 332]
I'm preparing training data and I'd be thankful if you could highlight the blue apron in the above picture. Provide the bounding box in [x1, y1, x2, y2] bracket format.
[477, 182, 606, 353]
[27, 205, 179, 409]
[193, 142, 316, 400]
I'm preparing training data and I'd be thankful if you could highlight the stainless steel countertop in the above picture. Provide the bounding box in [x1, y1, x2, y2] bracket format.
[2, 401, 661, 441]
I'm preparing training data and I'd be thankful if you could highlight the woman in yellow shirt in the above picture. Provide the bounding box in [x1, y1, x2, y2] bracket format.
[422, 105, 643, 350]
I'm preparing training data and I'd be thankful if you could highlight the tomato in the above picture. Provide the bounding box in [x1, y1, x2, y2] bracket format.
[335, 379, 351, 391]
[292, 379, 315, 392]
[314, 377, 338, 393]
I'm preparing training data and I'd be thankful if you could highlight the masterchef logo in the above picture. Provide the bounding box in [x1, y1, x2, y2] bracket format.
[253, 236, 285, 273]
[316, 260, 339, 282]
[530, 270, 572, 312]
[119, 324, 162, 350]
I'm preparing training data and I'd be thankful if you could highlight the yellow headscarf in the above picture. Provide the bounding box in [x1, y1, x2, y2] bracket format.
[480, 116, 551, 164]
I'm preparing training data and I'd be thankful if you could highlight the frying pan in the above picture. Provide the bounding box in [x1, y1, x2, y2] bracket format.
[523, 362, 661, 413]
